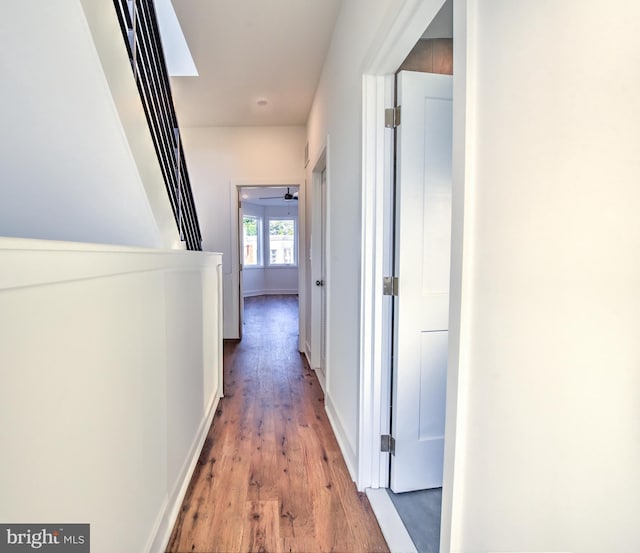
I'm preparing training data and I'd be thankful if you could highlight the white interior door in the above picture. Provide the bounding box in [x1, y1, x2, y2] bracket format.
[390, 71, 453, 493]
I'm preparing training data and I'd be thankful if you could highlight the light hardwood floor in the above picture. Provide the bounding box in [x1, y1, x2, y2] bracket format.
[166, 295, 389, 553]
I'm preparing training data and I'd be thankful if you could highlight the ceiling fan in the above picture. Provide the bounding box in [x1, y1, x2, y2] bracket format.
[259, 187, 298, 201]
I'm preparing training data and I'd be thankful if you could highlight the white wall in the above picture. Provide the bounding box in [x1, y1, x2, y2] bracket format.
[447, 1, 640, 551]
[243, 266, 298, 297]
[312, 1, 640, 550]
[0, 1, 179, 249]
[0, 238, 223, 553]
[181, 126, 306, 337]
[306, 0, 404, 475]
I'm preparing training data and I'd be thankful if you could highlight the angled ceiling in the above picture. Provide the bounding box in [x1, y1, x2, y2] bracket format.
[168, 0, 343, 127]
[422, 0, 452, 39]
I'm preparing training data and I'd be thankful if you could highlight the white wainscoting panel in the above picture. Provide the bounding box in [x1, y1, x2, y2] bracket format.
[0, 238, 223, 553]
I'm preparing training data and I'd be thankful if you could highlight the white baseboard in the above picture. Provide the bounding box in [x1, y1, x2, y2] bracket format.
[145, 496, 169, 553]
[148, 391, 222, 553]
[302, 348, 327, 391]
[325, 394, 357, 481]
[315, 367, 326, 393]
[365, 488, 417, 553]
[243, 289, 298, 297]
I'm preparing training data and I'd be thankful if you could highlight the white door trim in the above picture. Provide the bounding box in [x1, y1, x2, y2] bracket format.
[358, 73, 394, 491]
[358, 0, 473, 551]
[310, 148, 326, 372]
[309, 140, 331, 392]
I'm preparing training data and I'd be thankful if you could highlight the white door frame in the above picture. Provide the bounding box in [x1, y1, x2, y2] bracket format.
[230, 180, 307, 351]
[309, 145, 329, 390]
[358, 0, 473, 550]
[237, 200, 245, 339]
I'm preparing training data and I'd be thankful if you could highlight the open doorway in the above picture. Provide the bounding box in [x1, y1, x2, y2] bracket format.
[237, 185, 301, 340]
[387, 3, 453, 552]
[359, 1, 458, 553]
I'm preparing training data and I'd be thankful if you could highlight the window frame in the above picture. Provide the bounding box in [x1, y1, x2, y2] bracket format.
[242, 214, 263, 268]
[266, 216, 298, 267]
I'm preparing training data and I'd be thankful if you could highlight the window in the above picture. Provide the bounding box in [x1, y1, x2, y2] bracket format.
[242, 215, 262, 266]
[267, 218, 297, 265]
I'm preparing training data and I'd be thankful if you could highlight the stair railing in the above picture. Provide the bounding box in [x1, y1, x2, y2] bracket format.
[114, 0, 202, 251]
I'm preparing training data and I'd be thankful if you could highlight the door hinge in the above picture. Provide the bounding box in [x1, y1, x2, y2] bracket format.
[385, 106, 401, 128]
[383, 276, 399, 296]
[380, 434, 396, 454]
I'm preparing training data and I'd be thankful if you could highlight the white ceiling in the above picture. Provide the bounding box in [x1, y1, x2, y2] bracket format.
[168, 0, 343, 127]
[240, 186, 299, 207]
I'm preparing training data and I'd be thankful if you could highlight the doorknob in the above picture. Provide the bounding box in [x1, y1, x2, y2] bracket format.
[315, 279, 324, 286]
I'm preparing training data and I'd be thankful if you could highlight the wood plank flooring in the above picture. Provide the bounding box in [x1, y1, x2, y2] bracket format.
[166, 295, 389, 553]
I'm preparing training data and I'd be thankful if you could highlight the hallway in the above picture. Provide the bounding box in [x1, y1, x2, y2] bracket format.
[166, 295, 389, 553]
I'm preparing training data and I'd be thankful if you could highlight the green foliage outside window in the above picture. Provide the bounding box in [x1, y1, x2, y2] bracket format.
[269, 219, 294, 236]
[243, 216, 257, 237]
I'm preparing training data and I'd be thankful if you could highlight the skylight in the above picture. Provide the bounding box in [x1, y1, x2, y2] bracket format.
[154, 0, 198, 76]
